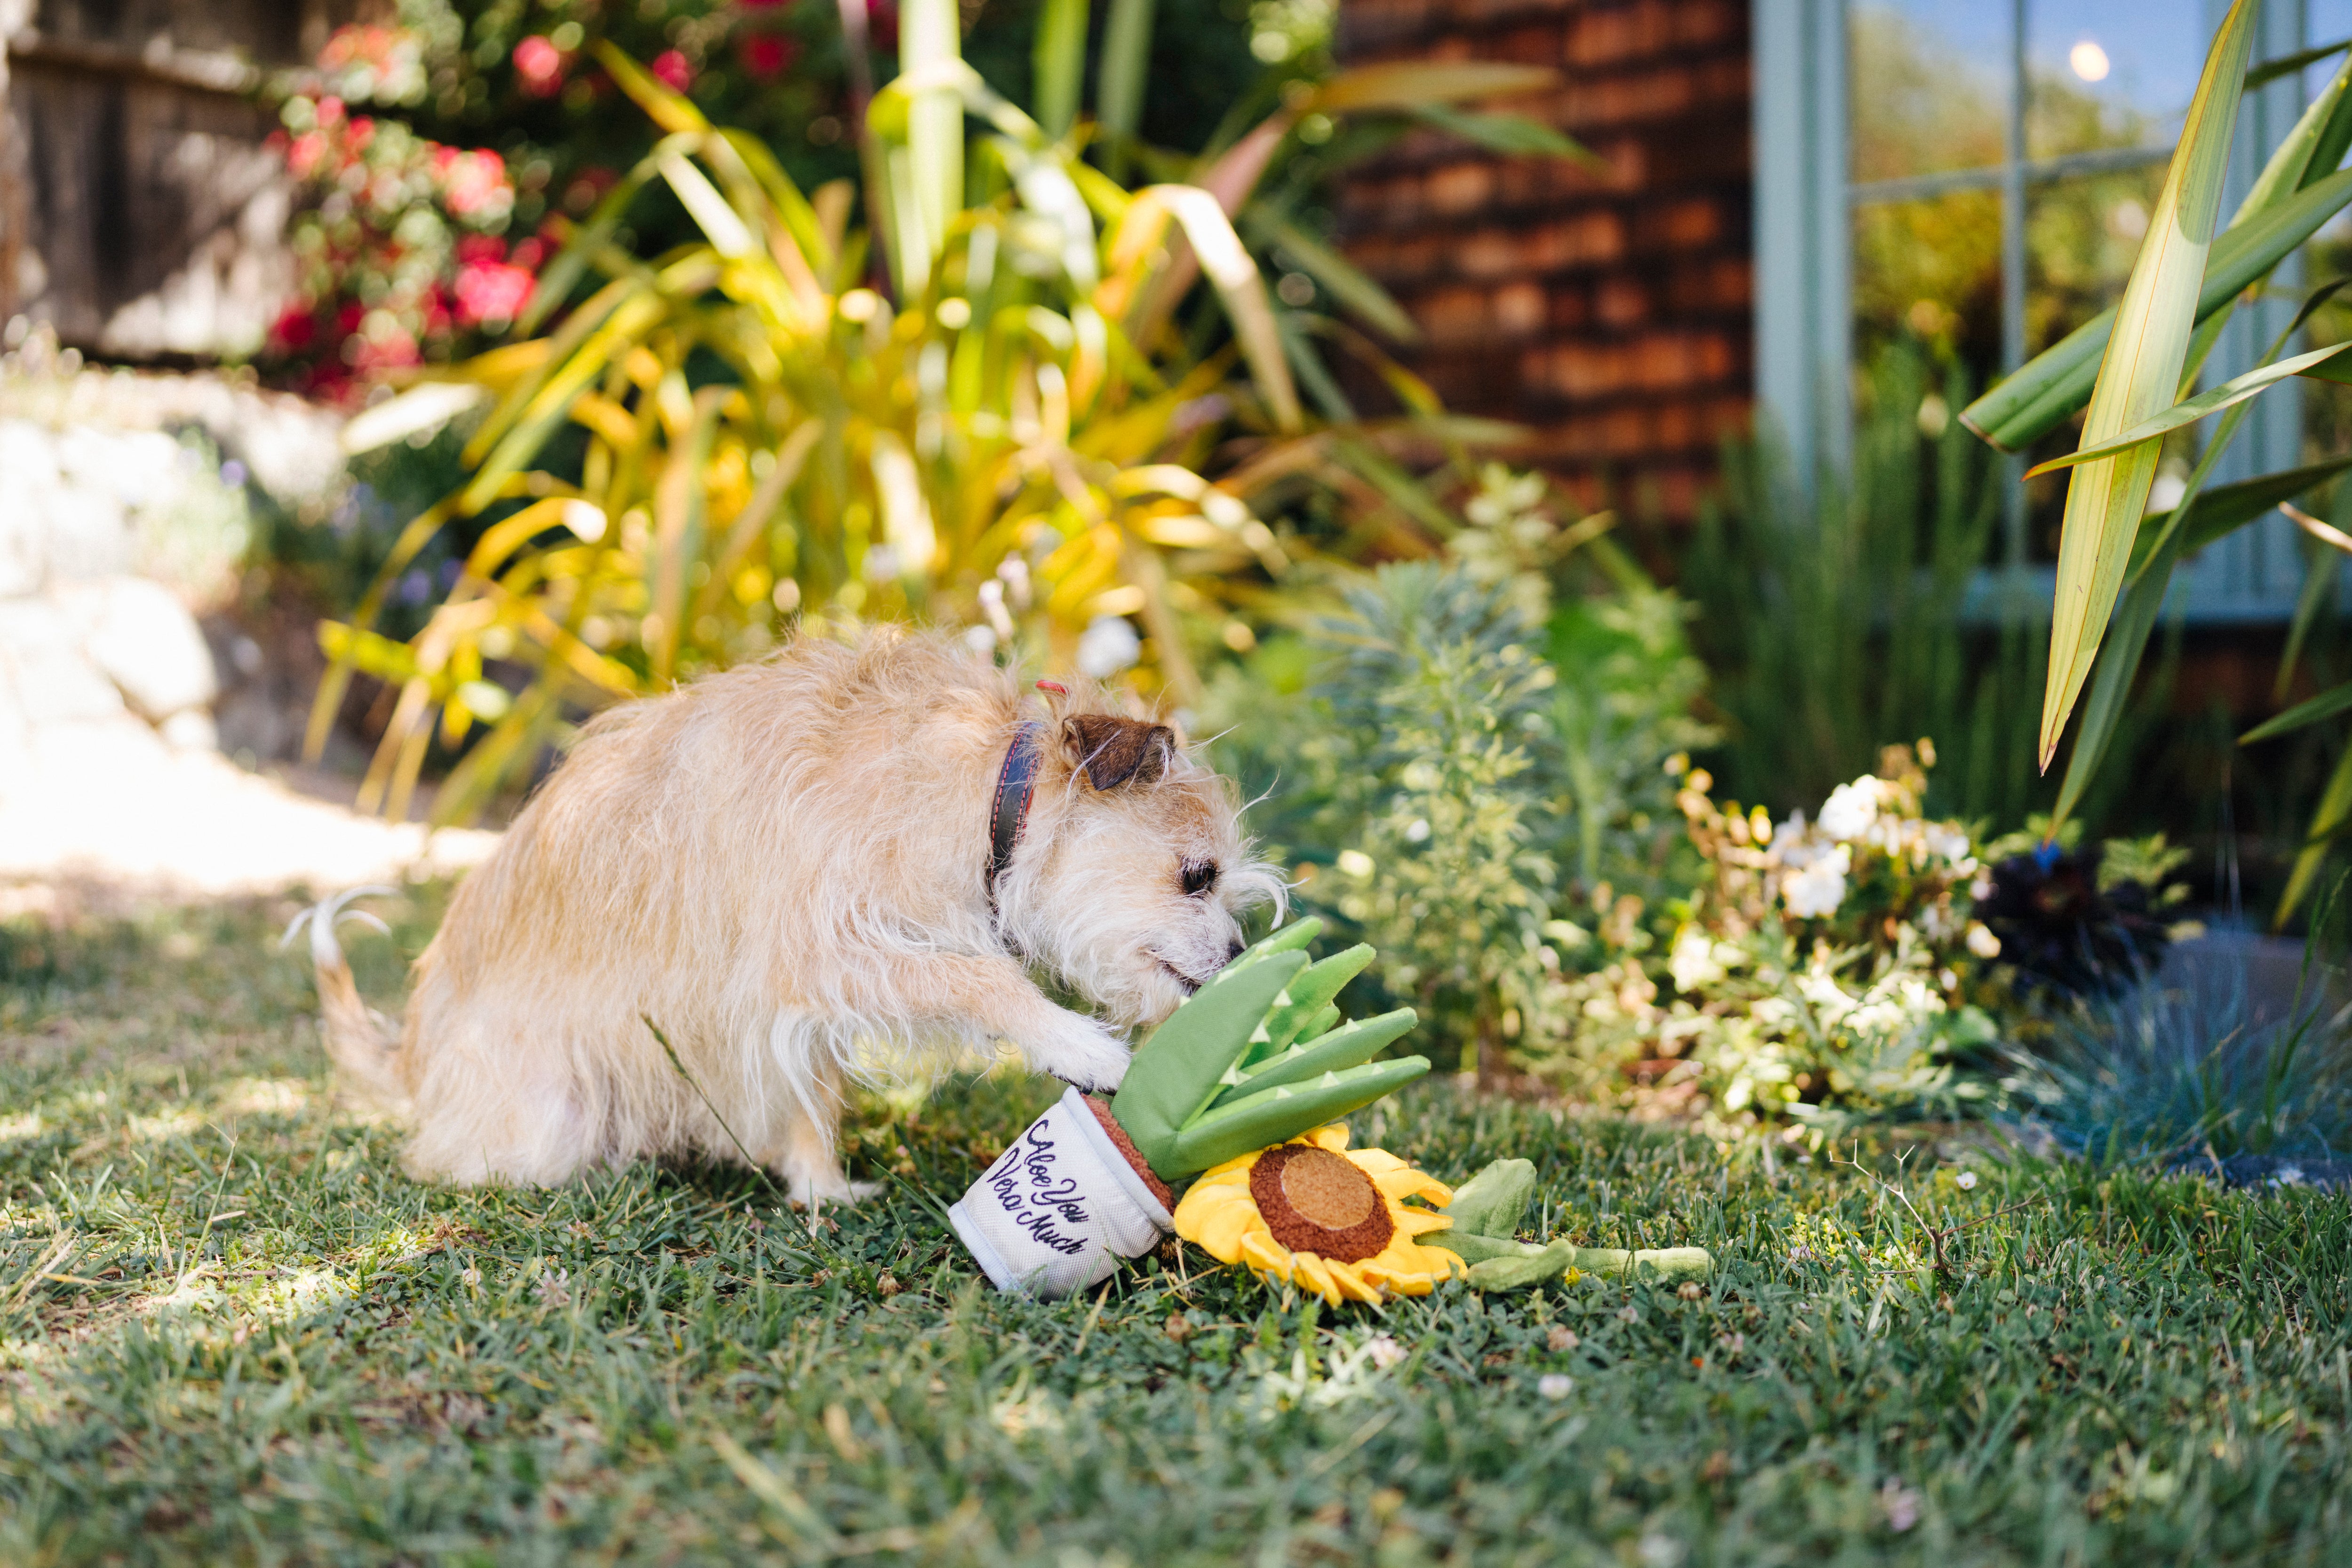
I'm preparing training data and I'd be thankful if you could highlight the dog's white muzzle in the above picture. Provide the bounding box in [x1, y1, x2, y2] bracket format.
[948, 1087, 1172, 1297]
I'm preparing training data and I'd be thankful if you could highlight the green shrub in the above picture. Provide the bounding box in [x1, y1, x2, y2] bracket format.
[1206, 478, 1712, 1081]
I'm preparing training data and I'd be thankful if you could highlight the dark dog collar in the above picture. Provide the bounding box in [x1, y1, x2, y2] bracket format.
[986, 719, 1048, 914]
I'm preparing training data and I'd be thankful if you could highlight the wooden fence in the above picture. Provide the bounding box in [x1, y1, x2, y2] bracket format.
[0, 0, 345, 360]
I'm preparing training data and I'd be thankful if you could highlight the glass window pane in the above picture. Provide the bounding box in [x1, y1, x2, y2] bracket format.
[2026, 0, 2208, 160]
[1853, 190, 2003, 374]
[1850, 3, 2010, 182]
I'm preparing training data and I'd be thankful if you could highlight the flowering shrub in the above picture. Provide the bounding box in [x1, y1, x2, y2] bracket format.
[1558, 744, 2004, 1131]
[265, 92, 539, 399]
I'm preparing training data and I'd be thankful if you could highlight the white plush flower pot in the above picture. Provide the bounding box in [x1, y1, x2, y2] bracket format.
[948, 1086, 1173, 1298]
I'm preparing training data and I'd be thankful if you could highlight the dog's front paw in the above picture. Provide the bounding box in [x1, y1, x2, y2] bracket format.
[1026, 1012, 1131, 1094]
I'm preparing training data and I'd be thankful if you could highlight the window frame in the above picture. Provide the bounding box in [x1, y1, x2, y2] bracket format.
[1754, 0, 2320, 625]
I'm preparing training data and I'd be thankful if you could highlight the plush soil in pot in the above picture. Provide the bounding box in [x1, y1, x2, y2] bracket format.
[1083, 1095, 1174, 1210]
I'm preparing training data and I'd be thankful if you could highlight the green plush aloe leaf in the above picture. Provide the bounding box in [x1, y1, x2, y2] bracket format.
[1228, 918, 1322, 971]
[1161, 1056, 1430, 1178]
[1295, 1004, 1340, 1046]
[1111, 949, 1308, 1173]
[1439, 1158, 1538, 1241]
[1242, 946, 1375, 1066]
[1569, 1246, 1713, 1282]
[1211, 1008, 1417, 1108]
[1425, 1230, 1543, 1265]
[1462, 1241, 1580, 1289]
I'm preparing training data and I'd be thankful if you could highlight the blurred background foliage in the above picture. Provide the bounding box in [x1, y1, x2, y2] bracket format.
[216, 0, 2352, 1140]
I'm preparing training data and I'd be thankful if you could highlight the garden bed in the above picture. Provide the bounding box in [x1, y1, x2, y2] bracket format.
[4, 893, 2351, 1562]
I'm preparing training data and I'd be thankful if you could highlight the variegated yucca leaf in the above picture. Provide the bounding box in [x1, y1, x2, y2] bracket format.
[2036, 0, 2256, 772]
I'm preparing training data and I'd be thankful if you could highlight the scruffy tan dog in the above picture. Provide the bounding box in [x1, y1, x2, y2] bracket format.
[296, 629, 1279, 1202]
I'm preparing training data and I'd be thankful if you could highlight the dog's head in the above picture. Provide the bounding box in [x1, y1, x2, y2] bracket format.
[1004, 708, 1283, 1029]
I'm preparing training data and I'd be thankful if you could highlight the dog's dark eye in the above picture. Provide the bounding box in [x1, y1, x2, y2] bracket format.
[1180, 859, 1219, 897]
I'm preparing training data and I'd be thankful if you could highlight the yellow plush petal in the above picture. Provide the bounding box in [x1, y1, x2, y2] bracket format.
[1287, 1252, 1342, 1305]
[1351, 1152, 1452, 1207]
[1395, 1209, 1454, 1238]
[1321, 1258, 1384, 1304]
[1195, 1149, 1265, 1183]
[1180, 1194, 1264, 1264]
[1304, 1123, 1351, 1152]
[1238, 1227, 1295, 1276]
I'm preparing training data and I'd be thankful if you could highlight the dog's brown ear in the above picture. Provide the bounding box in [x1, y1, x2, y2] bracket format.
[1063, 714, 1175, 790]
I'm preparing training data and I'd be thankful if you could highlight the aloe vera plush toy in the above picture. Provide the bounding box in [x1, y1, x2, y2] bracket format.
[948, 923, 1713, 1299]
[949, 919, 1434, 1296]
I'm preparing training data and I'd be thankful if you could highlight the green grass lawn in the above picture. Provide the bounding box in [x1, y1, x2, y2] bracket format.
[4, 891, 2352, 1565]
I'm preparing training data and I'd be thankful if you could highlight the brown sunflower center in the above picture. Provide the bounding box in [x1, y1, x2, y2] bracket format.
[1249, 1145, 1395, 1262]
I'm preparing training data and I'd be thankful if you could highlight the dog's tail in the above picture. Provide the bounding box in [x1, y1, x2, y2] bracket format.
[282, 887, 407, 1107]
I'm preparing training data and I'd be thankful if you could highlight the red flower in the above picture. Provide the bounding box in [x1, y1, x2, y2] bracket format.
[650, 49, 693, 92]
[740, 33, 798, 78]
[286, 130, 327, 178]
[514, 34, 565, 95]
[441, 149, 510, 218]
[454, 260, 535, 327]
[270, 305, 318, 352]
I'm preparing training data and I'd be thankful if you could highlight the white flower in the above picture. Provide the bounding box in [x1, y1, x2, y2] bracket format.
[1367, 1334, 1407, 1370]
[1782, 845, 1851, 918]
[1669, 926, 1727, 993]
[1923, 823, 1973, 864]
[1965, 922, 2002, 960]
[1336, 849, 1375, 878]
[1075, 614, 1142, 677]
[1797, 968, 1854, 1023]
[1956, 1170, 1978, 1190]
[1817, 776, 1883, 842]
[1537, 1373, 1573, 1399]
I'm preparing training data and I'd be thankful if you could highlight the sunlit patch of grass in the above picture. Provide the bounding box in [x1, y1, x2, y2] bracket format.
[1, 895, 2350, 1562]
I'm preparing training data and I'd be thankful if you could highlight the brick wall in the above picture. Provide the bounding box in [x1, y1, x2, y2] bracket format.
[1335, 0, 1753, 525]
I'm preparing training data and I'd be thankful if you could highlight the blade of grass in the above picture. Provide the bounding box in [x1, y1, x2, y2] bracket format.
[1033, 0, 1088, 140]
[2280, 743, 2352, 925]
[2248, 37, 2352, 89]
[899, 0, 963, 291]
[2025, 341, 2352, 477]
[1097, 0, 1154, 179]
[2240, 677, 2352, 744]
[1410, 104, 1602, 169]
[1965, 173, 2352, 452]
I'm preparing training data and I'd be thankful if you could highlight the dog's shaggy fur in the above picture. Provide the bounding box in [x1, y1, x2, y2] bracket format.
[301, 629, 1280, 1201]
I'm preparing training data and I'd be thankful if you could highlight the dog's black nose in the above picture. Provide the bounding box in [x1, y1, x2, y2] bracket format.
[1225, 936, 1245, 963]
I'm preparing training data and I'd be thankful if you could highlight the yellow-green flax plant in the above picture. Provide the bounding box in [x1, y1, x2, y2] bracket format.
[317, 42, 1576, 826]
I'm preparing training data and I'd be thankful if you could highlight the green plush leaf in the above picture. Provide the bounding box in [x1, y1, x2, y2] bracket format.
[1425, 1230, 1542, 1265]
[1462, 1241, 1580, 1290]
[1210, 1008, 1416, 1107]
[1244, 945, 1375, 1065]
[1439, 1158, 1538, 1241]
[1162, 1056, 1430, 1177]
[1111, 950, 1307, 1175]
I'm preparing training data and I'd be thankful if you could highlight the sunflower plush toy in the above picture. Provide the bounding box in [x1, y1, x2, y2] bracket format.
[948, 921, 1709, 1302]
